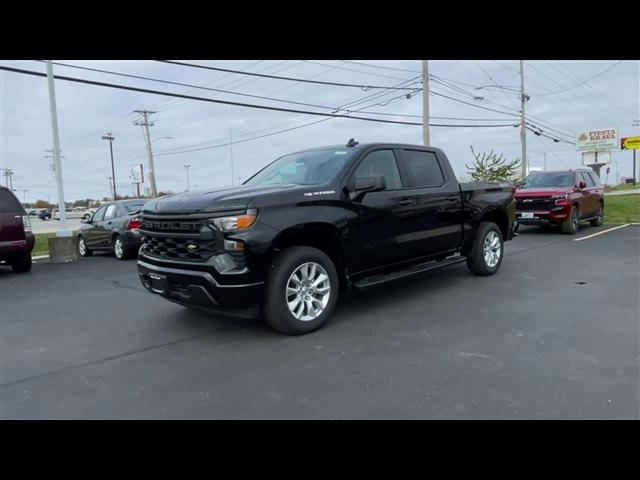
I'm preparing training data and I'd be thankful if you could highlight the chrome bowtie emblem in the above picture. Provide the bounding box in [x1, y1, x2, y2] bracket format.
[523, 199, 534, 203]
[186, 243, 198, 251]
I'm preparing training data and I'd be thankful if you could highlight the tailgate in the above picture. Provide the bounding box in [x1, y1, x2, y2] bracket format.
[0, 212, 26, 241]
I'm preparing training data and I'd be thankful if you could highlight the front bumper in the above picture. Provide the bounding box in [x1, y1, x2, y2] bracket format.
[137, 260, 263, 318]
[515, 208, 569, 225]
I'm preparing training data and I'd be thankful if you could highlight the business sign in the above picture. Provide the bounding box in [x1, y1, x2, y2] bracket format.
[582, 151, 611, 165]
[621, 136, 640, 150]
[576, 128, 618, 151]
[130, 164, 144, 184]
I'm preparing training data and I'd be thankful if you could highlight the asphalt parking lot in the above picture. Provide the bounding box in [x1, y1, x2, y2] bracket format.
[1, 224, 638, 419]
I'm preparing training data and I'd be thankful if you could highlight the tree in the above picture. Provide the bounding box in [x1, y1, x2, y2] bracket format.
[465, 146, 521, 183]
[33, 199, 51, 208]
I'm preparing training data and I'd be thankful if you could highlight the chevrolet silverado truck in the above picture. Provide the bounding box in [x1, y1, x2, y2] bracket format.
[137, 140, 516, 334]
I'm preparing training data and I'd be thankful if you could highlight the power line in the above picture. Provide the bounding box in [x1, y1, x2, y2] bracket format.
[341, 60, 421, 74]
[157, 60, 420, 90]
[0, 65, 427, 126]
[528, 61, 624, 96]
[301, 60, 412, 81]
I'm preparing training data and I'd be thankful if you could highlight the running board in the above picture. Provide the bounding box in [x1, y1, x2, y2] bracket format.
[352, 256, 466, 290]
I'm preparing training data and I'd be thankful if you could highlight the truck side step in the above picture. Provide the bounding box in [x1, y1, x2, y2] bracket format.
[352, 255, 466, 290]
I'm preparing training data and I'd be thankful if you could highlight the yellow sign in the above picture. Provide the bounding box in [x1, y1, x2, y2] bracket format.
[621, 136, 640, 150]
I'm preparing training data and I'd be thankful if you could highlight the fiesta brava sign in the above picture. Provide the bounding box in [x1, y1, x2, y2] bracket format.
[576, 128, 618, 151]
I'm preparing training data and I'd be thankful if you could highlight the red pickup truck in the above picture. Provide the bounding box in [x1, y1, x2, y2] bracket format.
[514, 169, 604, 234]
[0, 186, 34, 273]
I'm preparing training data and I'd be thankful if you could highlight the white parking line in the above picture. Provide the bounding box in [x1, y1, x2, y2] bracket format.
[573, 224, 631, 242]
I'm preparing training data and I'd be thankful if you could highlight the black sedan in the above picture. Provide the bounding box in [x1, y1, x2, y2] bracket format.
[77, 199, 146, 260]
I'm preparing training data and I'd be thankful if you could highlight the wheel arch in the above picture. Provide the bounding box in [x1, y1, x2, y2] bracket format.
[269, 222, 348, 291]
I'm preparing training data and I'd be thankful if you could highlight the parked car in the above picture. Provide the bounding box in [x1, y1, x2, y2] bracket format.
[53, 208, 86, 220]
[38, 209, 52, 220]
[28, 209, 43, 217]
[77, 199, 146, 260]
[514, 169, 604, 234]
[137, 140, 516, 334]
[0, 186, 34, 273]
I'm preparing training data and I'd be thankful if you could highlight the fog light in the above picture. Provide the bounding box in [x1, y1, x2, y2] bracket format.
[212, 253, 237, 273]
[224, 239, 245, 251]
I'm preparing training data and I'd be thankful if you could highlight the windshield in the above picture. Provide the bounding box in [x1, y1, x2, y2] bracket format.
[244, 148, 353, 187]
[521, 172, 575, 188]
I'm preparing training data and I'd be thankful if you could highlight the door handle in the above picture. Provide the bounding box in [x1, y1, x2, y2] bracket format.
[397, 198, 415, 207]
[107, 221, 112, 225]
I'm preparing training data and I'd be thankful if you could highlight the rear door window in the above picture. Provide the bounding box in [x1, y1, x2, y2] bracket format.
[401, 150, 445, 188]
[588, 172, 601, 186]
[0, 189, 23, 213]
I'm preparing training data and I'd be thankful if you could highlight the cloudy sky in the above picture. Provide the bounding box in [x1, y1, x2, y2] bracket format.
[1, 59, 638, 203]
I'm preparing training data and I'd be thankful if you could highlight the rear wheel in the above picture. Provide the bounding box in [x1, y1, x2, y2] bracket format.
[262, 246, 339, 335]
[466, 221, 504, 276]
[11, 252, 32, 273]
[113, 235, 132, 260]
[561, 206, 579, 234]
[590, 203, 604, 227]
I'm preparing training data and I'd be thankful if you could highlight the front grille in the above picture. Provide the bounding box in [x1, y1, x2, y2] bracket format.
[517, 197, 556, 211]
[141, 236, 218, 262]
[140, 216, 218, 262]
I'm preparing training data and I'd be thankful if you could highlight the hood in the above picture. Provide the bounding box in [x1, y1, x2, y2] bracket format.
[142, 184, 307, 214]
[515, 186, 573, 197]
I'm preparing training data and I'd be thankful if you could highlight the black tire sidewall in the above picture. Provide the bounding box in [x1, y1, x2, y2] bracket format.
[11, 252, 32, 273]
[263, 246, 339, 335]
[78, 236, 91, 257]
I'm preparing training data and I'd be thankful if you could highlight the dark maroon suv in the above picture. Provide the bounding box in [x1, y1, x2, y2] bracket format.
[514, 169, 604, 234]
[0, 186, 34, 273]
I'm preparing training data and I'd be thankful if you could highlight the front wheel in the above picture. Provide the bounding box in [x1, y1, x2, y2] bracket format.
[78, 236, 93, 257]
[262, 246, 339, 335]
[590, 203, 604, 227]
[466, 221, 504, 276]
[561, 206, 579, 234]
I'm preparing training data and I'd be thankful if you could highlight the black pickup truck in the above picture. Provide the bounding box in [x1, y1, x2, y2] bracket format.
[137, 140, 516, 334]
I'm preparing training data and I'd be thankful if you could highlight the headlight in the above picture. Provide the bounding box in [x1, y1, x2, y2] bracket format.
[210, 209, 257, 232]
[550, 194, 568, 200]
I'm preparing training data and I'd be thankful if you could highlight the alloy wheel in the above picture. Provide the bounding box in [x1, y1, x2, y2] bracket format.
[286, 262, 331, 321]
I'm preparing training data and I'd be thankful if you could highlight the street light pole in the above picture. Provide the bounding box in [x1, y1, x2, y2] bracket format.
[183, 164, 191, 191]
[45, 61, 71, 237]
[102, 133, 116, 200]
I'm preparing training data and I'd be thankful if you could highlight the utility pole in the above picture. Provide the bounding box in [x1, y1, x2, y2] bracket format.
[107, 177, 113, 198]
[422, 60, 430, 146]
[45, 61, 71, 237]
[102, 133, 117, 200]
[544, 152, 547, 171]
[22, 189, 27, 204]
[520, 60, 528, 180]
[134, 110, 158, 198]
[1, 168, 13, 189]
[230, 128, 235, 186]
[183, 164, 191, 191]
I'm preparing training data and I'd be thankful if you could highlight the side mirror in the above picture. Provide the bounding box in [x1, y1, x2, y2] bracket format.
[81, 217, 91, 224]
[578, 181, 587, 189]
[354, 175, 386, 193]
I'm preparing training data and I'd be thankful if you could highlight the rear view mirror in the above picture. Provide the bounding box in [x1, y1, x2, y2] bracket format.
[355, 175, 386, 193]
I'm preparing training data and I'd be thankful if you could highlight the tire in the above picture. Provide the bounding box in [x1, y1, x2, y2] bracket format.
[83, 214, 90, 220]
[590, 203, 604, 227]
[466, 221, 504, 276]
[561, 206, 579, 234]
[11, 252, 32, 273]
[78, 235, 93, 257]
[112, 235, 132, 260]
[262, 246, 339, 335]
